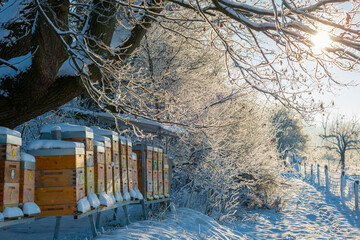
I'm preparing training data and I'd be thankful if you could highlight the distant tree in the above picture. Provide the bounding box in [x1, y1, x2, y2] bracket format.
[271, 109, 308, 159]
[320, 117, 360, 170]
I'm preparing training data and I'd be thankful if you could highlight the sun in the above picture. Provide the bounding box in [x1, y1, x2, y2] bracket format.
[311, 31, 331, 53]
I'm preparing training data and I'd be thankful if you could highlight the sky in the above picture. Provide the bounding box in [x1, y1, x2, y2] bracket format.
[312, 70, 360, 125]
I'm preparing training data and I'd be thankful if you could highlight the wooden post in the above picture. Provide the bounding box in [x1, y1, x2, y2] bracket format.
[88, 214, 98, 238]
[95, 212, 102, 230]
[304, 162, 307, 178]
[340, 170, 345, 201]
[310, 164, 314, 182]
[324, 165, 329, 193]
[53, 216, 62, 240]
[122, 205, 130, 225]
[317, 164, 320, 185]
[354, 180, 359, 211]
[141, 199, 147, 220]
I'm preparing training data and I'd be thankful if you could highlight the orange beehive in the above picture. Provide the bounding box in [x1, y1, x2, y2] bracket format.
[40, 124, 96, 198]
[94, 141, 105, 194]
[152, 147, 159, 199]
[92, 127, 123, 202]
[28, 139, 90, 216]
[94, 134, 113, 199]
[0, 127, 22, 211]
[157, 148, 164, 199]
[163, 154, 170, 198]
[133, 145, 153, 200]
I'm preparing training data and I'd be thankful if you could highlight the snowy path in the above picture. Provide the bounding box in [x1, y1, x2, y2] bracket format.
[233, 178, 360, 239]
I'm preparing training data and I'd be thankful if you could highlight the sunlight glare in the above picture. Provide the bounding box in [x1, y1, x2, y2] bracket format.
[311, 31, 331, 53]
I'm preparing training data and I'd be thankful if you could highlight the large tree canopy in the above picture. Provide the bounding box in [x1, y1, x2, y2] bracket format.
[1, 0, 360, 128]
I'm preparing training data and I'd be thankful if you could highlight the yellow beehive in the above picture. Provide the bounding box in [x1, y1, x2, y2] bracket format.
[28, 139, 90, 216]
[19, 152, 36, 204]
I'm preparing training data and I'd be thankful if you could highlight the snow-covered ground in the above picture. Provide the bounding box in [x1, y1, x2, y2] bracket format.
[96, 208, 245, 240]
[232, 177, 360, 239]
[1, 178, 360, 239]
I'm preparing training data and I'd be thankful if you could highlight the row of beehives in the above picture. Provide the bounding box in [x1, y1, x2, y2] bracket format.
[0, 124, 171, 219]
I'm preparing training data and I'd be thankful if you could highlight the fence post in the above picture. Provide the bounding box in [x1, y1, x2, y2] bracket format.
[311, 164, 314, 182]
[340, 170, 345, 201]
[304, 162, 307, 178]
[354, 180, 359, 211]
[324, 165, 329, 193]
[317, 164, 320, 185]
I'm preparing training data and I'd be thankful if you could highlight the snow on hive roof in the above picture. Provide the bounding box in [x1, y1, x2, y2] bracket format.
[21, 151, 35, 162]
[0, 127, 22, 145]
[28, 140, 84, 150]
[94, 140, 105, 153]
[0, 127, 21, 137]
[41, 123, 93, 133]
[94, 134, 111, 148]
[91, 126, 119, 141]
[40, 123, 93, 139]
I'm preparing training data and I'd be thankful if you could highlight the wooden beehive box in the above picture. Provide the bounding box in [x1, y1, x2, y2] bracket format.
[94, 141, 105, 193]
[28, 140, 87, 216]
[19, 152, 36, 203]
[126, 139, 133, 195]
[91, 127, 119, 162]
[0, 127, 22, 211]
[133, 145, 153, 200]
[163, 154, 170, 198]
[132, 153, 138, 189]
[157, 148, 164, 199]
[152, 147, 159, 199]
[94, 134, 113, 195]
[40, 124, 95, 197]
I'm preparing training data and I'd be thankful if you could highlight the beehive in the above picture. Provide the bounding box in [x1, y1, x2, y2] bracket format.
[157, 148, 164, 199]
[40, 124, 96, 198]
[119, 137, 129, 200]
[94, 141, 105, 194]
[152, 147, 159, 199]
[94, 134, 114, 200]
[92, 127, 123, 202]
[133, 145, 153, 200]
[0, 127, 22, 211]
[28, 140, 89, 216]
[126, 139, 134, 200]
[132, 153, 143, 200]
[163, 154, 170, 198]
[19, 152, 35, 204]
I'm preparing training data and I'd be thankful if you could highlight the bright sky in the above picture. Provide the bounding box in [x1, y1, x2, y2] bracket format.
[312, 70, 360, 125]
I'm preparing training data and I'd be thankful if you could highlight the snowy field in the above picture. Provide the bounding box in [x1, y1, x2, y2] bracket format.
[1, 178, 360, 239]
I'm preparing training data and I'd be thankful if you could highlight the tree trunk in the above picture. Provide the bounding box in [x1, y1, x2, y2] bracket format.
[340, 151, 346, 170]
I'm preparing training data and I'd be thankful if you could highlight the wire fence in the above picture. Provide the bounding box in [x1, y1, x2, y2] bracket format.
[301, 163, 360, 212]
